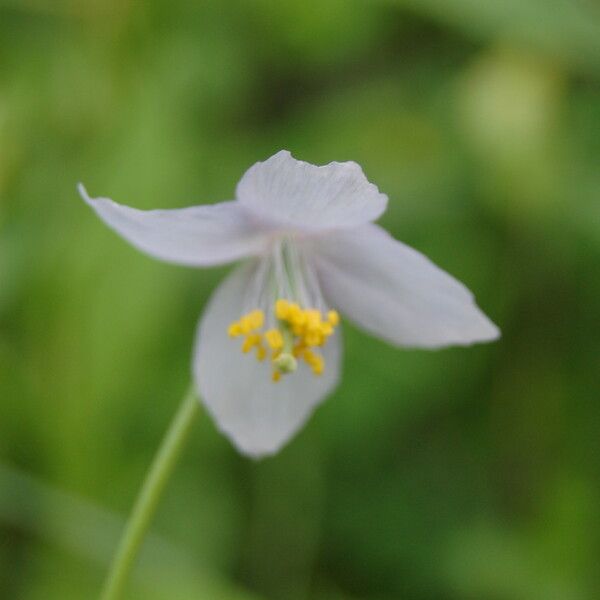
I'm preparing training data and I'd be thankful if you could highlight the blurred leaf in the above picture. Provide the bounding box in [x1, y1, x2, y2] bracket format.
[387, 0, 600, 74]
[0, 462, 263, 600]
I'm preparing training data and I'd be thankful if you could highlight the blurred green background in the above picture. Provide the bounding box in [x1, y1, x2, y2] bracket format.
[1, 1, 599, 598]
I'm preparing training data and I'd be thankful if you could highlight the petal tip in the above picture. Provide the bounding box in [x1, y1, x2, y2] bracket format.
[457, 312, 501, 347]
[77, 182, 91, 202]
[230, 436, 284, 460]
[481, 320, 501, 342]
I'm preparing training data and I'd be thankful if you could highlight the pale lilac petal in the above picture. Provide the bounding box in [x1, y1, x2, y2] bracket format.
[312, 224, 500, 348]
[194, 261, 341, 458]
[236, 150, 387, 232]
[79, 184, 271, 267]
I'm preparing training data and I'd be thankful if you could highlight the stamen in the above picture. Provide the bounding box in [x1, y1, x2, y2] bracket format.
[275, 299, 290, 320]
[264, 329, 284, 350]
[227, 300, 340, 382]
[256, 345, 267, 362]
[228, 322, 242, 337]
[241, 333, 261, 353]
[227, 239, 339, 382]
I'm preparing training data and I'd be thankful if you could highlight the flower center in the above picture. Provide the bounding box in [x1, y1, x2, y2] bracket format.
[226, 239, 340, 382]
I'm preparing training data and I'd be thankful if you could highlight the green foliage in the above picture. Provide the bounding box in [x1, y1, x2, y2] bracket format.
[0, 1, 598, 598]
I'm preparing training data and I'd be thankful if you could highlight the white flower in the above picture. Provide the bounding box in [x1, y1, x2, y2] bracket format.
[79, 150, 499, 458]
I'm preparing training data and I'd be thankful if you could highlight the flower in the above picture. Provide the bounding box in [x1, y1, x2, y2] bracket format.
[79, 150, 499, 457]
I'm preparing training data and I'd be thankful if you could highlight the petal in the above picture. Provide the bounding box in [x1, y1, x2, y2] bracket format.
[79, 184, 271, 267]
[236, 150, 388, 232]
[312, 224, 500, 348]
[193, 262, 341, 458]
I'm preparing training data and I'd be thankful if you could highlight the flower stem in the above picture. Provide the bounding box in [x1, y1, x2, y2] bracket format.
[100, 386, 199, 600]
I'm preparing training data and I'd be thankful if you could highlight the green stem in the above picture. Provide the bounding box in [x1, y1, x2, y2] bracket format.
[100, 386, 199, 600]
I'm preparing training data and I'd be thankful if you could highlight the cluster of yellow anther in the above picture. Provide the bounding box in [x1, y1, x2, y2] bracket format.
[227, 299, 340, 382]
[227, 310, 267, 361]
[272, 299, 339, 370]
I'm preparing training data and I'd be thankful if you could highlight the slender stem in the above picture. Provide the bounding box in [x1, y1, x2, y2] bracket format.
[100, 386, 199, 600]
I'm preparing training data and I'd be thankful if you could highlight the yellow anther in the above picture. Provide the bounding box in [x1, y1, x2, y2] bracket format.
[312, 358, 324, 375]
[304, 332, 321, 347]
[227, 322, 242, 337]
[320, 322, 333, 336]
[265, 328, 284, 350]
[327, 310, 340, 326]
[248, 310, 264, 330]
[239, 310, 264, 334]
[303, 349, 317, 365]
[242, 333, 261, 353]
[302, 349, 324, 374]
[272, 370, 281, 383]
[292, 343, 305, 358]
[240, 317, 252, 335]
[256, 345, 267, 361]
[287, 303, 305, 326]
[275, 299, 290, 320]
[305, 309, 321, 330]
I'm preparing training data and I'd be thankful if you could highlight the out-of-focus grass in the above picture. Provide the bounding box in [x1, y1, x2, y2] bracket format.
[0, 1, 598, 599]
